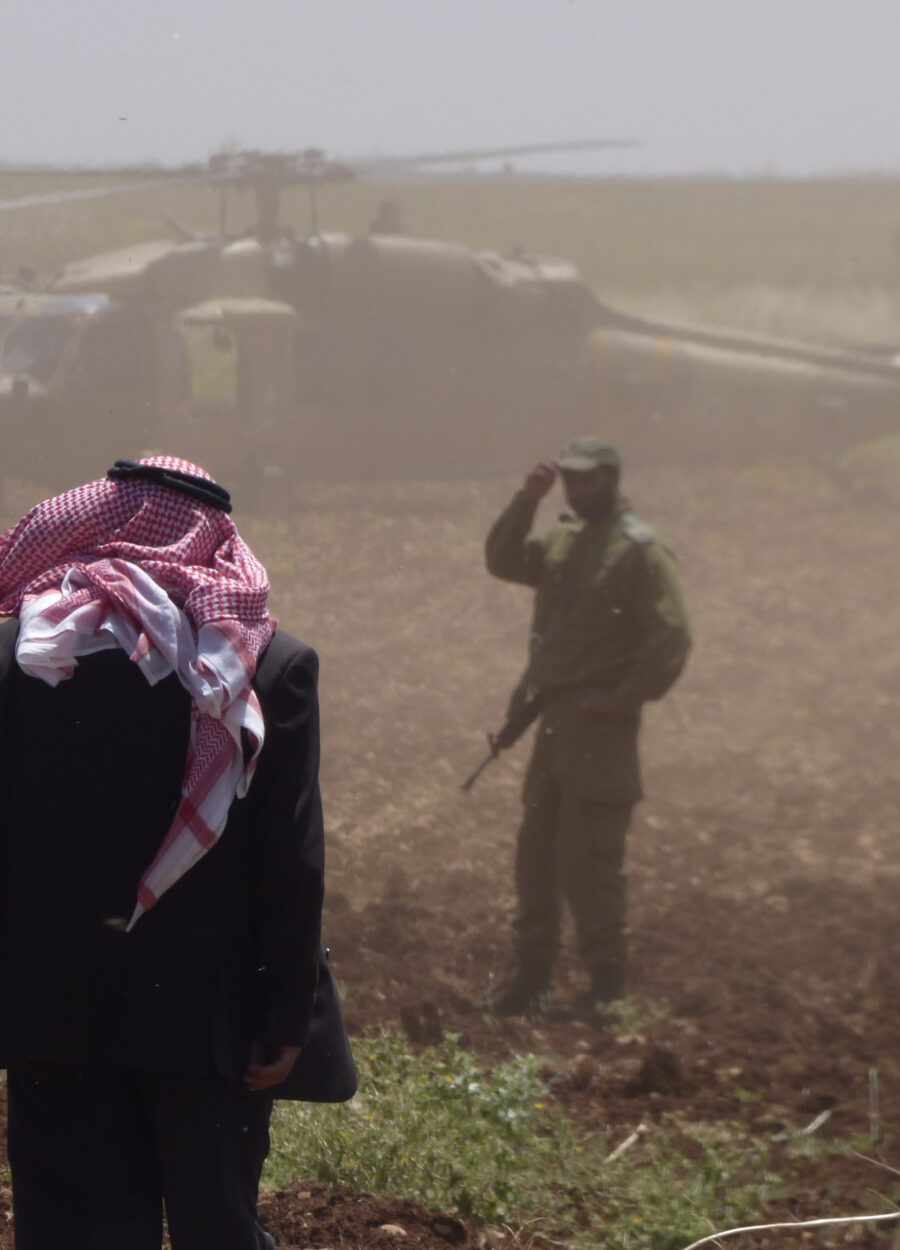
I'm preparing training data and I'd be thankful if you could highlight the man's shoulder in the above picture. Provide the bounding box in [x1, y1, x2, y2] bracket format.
[252, 631, 320, 733]
[617, 514, 683, 587]
[619, 512, 656, 546]
[256, 629, 318, 686]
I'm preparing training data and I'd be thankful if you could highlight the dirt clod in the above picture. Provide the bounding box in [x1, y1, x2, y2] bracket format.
[625, 1045, 685, 1097]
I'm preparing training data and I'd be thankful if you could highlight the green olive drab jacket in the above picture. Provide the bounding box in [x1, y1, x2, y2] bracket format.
[485, 491, 691, 802]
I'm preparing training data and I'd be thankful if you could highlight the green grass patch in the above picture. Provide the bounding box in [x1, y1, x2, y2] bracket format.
[267, 1030, 786, 1247]
[600, 996, 673, 1036]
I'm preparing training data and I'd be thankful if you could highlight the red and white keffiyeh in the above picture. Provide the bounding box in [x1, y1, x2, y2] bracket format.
[0, 456, 275, 929]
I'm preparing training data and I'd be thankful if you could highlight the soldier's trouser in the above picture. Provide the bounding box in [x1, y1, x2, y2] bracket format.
[514, 767, 633, 974]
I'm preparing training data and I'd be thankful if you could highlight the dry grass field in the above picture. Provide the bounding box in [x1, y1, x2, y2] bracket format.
[3, 174, 900, 1245]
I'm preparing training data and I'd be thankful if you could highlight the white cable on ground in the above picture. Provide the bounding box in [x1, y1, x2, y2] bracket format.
[679, 1208, 899, 1250]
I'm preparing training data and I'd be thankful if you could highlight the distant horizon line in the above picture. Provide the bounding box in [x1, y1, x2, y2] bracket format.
[3, 159, 900, 184]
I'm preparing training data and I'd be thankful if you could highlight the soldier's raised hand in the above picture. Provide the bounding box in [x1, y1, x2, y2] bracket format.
[523, 461, 557, 501]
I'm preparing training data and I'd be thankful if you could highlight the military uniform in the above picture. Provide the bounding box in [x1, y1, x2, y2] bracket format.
[486, 485, 690, 1001]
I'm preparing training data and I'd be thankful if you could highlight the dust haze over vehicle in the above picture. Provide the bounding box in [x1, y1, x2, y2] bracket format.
[0, 144, 622, 499]
[2, 146, 900, 505]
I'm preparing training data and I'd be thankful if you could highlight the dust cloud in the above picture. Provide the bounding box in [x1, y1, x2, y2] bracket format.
[3, 159, 900, 1241]
[208, 456, 900, 1120]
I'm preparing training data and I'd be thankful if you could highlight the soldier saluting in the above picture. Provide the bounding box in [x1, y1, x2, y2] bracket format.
[485, 436, 691, 1020]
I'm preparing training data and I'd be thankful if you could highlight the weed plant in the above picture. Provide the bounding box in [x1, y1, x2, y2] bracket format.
[267, 1030, 784, 1248]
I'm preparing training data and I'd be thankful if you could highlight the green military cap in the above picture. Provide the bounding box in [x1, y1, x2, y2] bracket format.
[557, 435, 622, 472]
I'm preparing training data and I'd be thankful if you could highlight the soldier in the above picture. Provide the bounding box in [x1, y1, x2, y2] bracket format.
[486, 436, 691, 1019]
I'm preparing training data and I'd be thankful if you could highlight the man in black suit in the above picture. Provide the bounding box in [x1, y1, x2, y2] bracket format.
[0, 457, 355, 1250]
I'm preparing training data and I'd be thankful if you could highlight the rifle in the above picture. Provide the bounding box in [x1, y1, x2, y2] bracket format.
[460, 671, 544, 792]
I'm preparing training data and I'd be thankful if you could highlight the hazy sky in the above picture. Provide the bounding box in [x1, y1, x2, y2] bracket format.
[3, 0, 900, 176]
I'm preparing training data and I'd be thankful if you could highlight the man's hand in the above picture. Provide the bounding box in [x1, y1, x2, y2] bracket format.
[523, 461, 557, 502]
[243, 1041, 302, 1092]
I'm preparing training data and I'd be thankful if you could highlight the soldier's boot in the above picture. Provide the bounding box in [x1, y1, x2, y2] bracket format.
[491, 961, 552, 1017]
[550, 962, 626, 1025]
[573, 961, 627, 1023]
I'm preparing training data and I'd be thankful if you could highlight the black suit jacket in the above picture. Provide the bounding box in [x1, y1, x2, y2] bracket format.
[0, 618, 355, 1102]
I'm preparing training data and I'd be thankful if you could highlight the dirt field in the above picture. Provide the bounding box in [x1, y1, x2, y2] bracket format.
[251, 456, 900, 1246]
[3, 454, 900, 1246]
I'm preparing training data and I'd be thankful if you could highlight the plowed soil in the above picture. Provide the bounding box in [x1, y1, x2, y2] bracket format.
[3, 457, 900, 1248]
